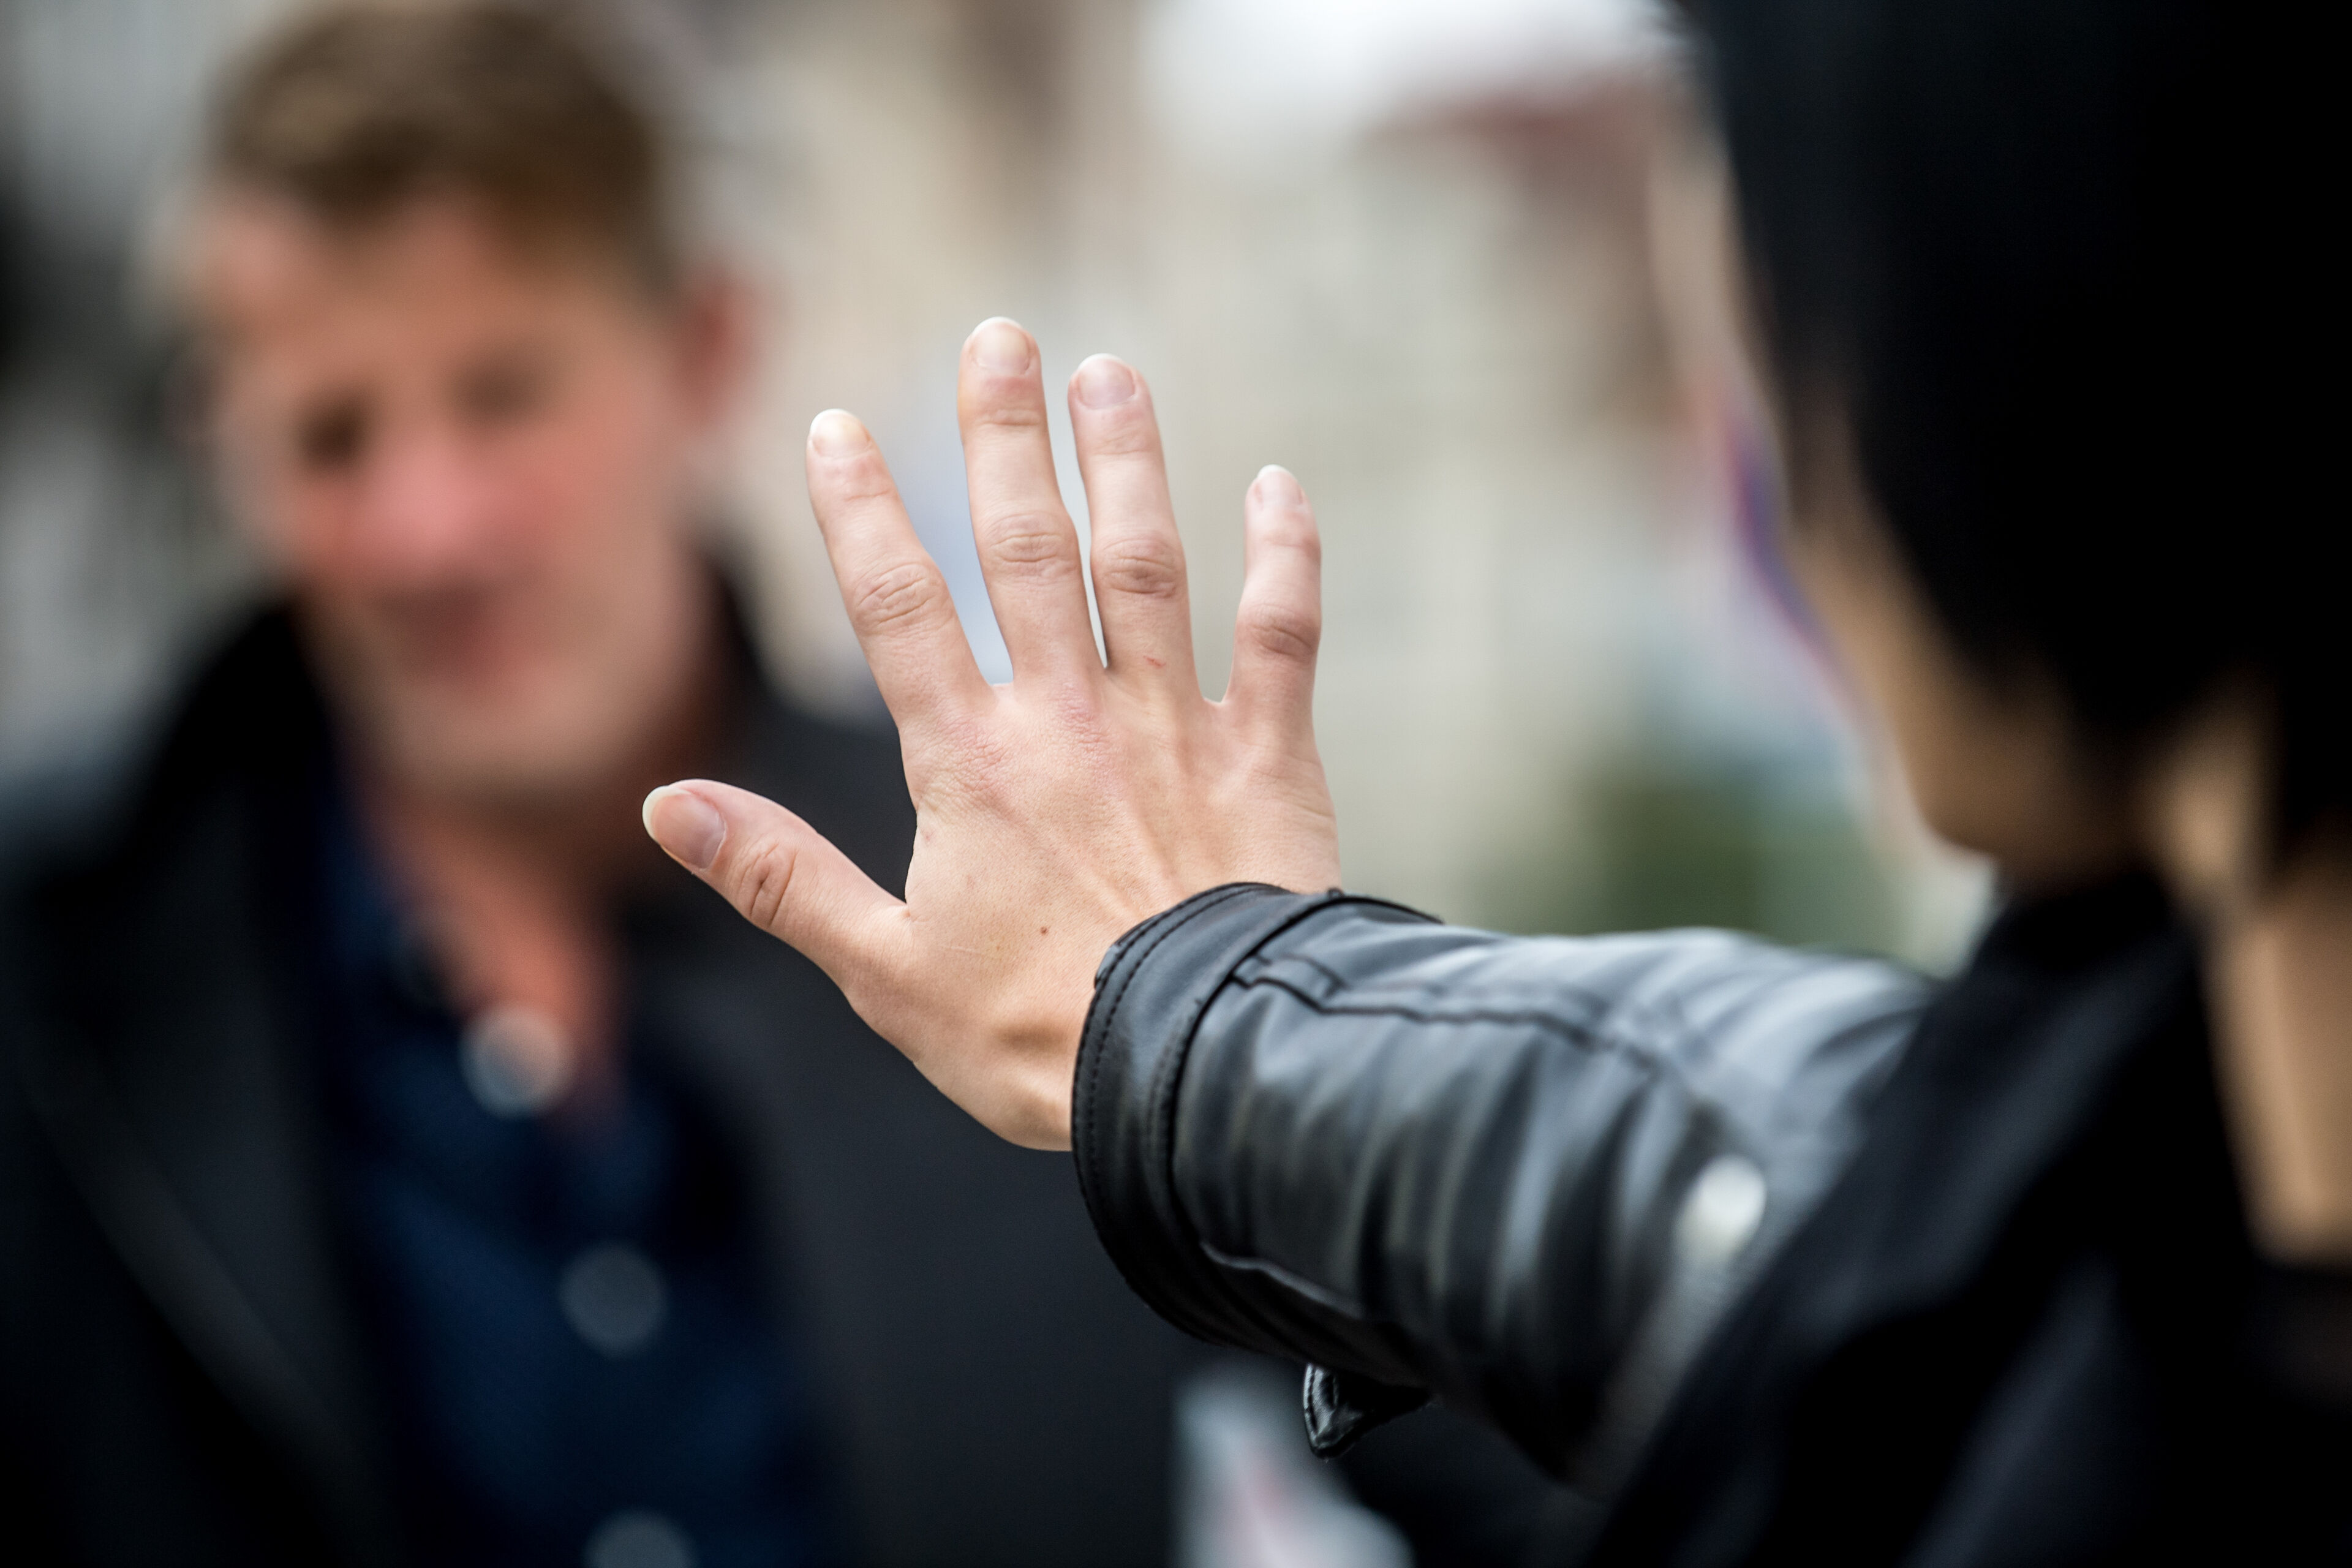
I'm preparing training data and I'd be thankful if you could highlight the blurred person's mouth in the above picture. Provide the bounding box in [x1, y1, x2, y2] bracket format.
[368, 581, 559, 690]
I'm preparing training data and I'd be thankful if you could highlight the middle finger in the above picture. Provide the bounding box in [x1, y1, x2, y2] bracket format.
[957, 318, 1098, 683]
[1069, 355, 1197, 701]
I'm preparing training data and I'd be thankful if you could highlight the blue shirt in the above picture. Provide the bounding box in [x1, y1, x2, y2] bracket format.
[310, 782, 837, 1567]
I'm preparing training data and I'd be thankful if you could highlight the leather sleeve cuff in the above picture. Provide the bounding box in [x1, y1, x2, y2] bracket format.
[1069, 883, 1356, 1349]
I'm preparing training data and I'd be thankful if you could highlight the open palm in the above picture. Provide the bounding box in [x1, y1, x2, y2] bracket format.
[644, 318, 1340, 1148]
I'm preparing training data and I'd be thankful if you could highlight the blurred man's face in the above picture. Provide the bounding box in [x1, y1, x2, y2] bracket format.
[195, 194, 734, 804]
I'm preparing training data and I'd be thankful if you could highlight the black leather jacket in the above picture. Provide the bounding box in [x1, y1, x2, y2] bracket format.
[1075, 881, 2352, 1564]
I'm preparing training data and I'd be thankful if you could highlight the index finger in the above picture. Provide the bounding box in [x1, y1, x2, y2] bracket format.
[806, 410, 991, 734]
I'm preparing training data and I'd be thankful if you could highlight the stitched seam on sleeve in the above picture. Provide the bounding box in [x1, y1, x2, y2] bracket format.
[1235, 974, 1617, 1046]
[1273, 967, 1704, 1056]
[1232, 948, 1913, 1103]
[1226, 970, 1760, 1124]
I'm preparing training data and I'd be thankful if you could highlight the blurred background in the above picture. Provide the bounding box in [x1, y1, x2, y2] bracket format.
[0, 0, 1987, 962]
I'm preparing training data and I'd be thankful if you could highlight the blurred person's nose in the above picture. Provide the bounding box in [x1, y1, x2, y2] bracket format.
[346, 418, 515, 592]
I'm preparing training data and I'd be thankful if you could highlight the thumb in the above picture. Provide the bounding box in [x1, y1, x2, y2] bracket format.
[643, 780, 903, 983]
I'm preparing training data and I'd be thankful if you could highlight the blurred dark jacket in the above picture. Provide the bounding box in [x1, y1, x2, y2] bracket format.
[0, 606, 1193, 1567]
[1077, 880, 2352, 1564]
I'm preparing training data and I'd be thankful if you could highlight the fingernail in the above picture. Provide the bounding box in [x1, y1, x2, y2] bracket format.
[810, 410, 869, 458]
[1253, 464, 1305, 507]
[1073, 355, 1137, 409]
[971, 317, 1032, 374]
[644, 786, 726, 872]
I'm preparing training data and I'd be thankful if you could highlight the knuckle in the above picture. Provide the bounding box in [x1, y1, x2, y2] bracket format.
[1240, 600, 1321, 662]
[978, 510, 1080, 581]
[850, 560, 951, 637]
[734, 834, 801, 932]
[969, 400, 1049, 433]
[1093, 535, 1185, 600]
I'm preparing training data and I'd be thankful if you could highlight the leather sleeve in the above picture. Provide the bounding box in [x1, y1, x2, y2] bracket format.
[1071, 885, 1928, 1482]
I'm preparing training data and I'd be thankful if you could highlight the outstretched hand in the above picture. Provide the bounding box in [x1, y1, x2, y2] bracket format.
[642, 319, 1341, 1149]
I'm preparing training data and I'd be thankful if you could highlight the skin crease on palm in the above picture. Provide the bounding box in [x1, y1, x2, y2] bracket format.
[649, 317, 2351, 1264]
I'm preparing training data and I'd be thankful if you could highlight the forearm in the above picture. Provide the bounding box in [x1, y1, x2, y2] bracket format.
[1074, 885, 1928, 1473]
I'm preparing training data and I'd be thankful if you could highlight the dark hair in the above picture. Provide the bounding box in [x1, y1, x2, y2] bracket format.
[1695, 0, 2338, 850]
[206, 1, 680, 294]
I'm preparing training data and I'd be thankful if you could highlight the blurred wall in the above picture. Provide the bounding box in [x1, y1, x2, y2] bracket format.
[0, 0, 1988, 962]
[0, 0, 281, 767]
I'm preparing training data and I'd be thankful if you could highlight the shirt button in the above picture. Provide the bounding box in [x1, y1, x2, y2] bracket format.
[1676, 1153, 1768, 1267]
[461, 1003, 574, 1116]
[560, 1242, 668, 1357]
[586, 1509, 696, 1568]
